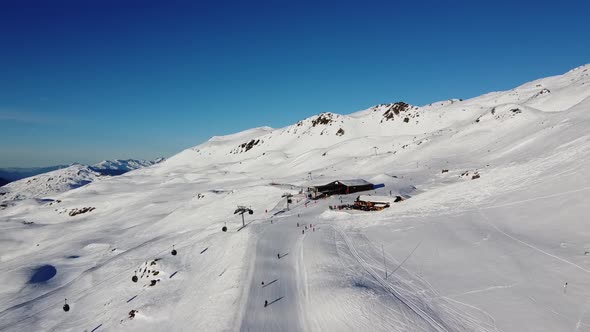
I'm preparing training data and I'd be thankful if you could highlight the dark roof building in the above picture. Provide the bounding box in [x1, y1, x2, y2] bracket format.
[309, 179, 374, 198]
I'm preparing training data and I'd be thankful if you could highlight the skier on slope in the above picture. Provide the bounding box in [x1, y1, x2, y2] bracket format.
[264, 300, 268, 307]
[277, 253, 280, 259]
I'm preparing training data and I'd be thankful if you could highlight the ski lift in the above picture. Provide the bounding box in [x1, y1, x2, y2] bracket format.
[235, 206, 254, 227]
[171, 245, 177, 256]
[63, 299, 70, 312]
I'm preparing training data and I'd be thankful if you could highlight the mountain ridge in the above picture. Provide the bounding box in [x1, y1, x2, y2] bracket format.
[0, 158, 165, 201]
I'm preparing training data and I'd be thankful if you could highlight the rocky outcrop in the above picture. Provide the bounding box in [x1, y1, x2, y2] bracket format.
[69, 206, 96, 216]
[311, 113, 335, 127]
[381, 102, 420, 123]
[231, 139, 263, 154]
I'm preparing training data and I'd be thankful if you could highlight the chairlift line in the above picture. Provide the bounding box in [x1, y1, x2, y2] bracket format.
[2, 212, 269, 327]
[1, 234, 204, 328]
[234, 206, 254, 227]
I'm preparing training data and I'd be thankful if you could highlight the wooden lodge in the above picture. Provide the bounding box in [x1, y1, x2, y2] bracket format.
[354, 195, 392, 211]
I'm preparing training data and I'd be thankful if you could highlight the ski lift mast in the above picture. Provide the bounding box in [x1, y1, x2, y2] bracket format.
[234, 206, 254, 227]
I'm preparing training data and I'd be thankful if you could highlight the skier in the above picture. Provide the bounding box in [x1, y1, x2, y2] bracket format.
[302, 229, 304, 234]
[277, 253, 280, 259]
[564, 282, 568, 294]
[264, 300, 268, 307]
[297, 222, 299, 227]
[262, 281, 265, 286]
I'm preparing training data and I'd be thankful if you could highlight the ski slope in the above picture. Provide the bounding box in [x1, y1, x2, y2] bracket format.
[0, 65, 589, 332]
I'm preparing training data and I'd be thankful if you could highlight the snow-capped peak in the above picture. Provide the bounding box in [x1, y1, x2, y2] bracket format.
[91, 158, 164, 172]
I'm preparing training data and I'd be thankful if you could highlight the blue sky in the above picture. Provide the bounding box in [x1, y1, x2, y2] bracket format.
[1, 0, 588, 167]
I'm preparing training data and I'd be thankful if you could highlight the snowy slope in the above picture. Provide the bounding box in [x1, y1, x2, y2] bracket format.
[0, 65, 589, 332]
[0, 164, 102, 202]
[0, 159, 165, 202]
[0, 165, 70, 182]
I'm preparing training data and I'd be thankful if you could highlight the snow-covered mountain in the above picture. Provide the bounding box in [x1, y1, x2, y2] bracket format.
[0, 159, 164, 202]
[0, 164, 102, 202]
[0, 165, 70, 183]
[0, 65, 589, 332]
[0, 159, 165, 187]
[90, 158, 165, 176]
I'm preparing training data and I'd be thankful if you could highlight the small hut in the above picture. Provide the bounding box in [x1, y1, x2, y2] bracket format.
[354, 195, 393, 211]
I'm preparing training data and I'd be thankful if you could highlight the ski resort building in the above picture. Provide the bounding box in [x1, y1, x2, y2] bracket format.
[308, 179, 374, 199]
[354, 195, 392, 211]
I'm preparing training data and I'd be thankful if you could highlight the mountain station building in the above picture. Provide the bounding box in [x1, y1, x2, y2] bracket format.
[308, 179, 374, 199]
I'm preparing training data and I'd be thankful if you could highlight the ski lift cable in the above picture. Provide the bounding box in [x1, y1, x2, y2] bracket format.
[1, 248, 169, 328]
[0, 228, 208, 329]
[1, 201, 280, 327]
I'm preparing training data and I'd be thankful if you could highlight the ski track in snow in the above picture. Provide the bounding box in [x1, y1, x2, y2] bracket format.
[328, 224, 499, 332]
[479, 211, 590, 276]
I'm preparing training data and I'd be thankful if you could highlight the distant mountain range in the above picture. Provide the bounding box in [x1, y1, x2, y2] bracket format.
[0, 158, 165, 201]
[0, 165, 70, 183]
[90, 158, 166, 176]
[0, 159, 164, 185]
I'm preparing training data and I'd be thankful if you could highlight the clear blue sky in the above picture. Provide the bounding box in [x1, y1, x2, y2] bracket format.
[1, 0, 588, 167]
